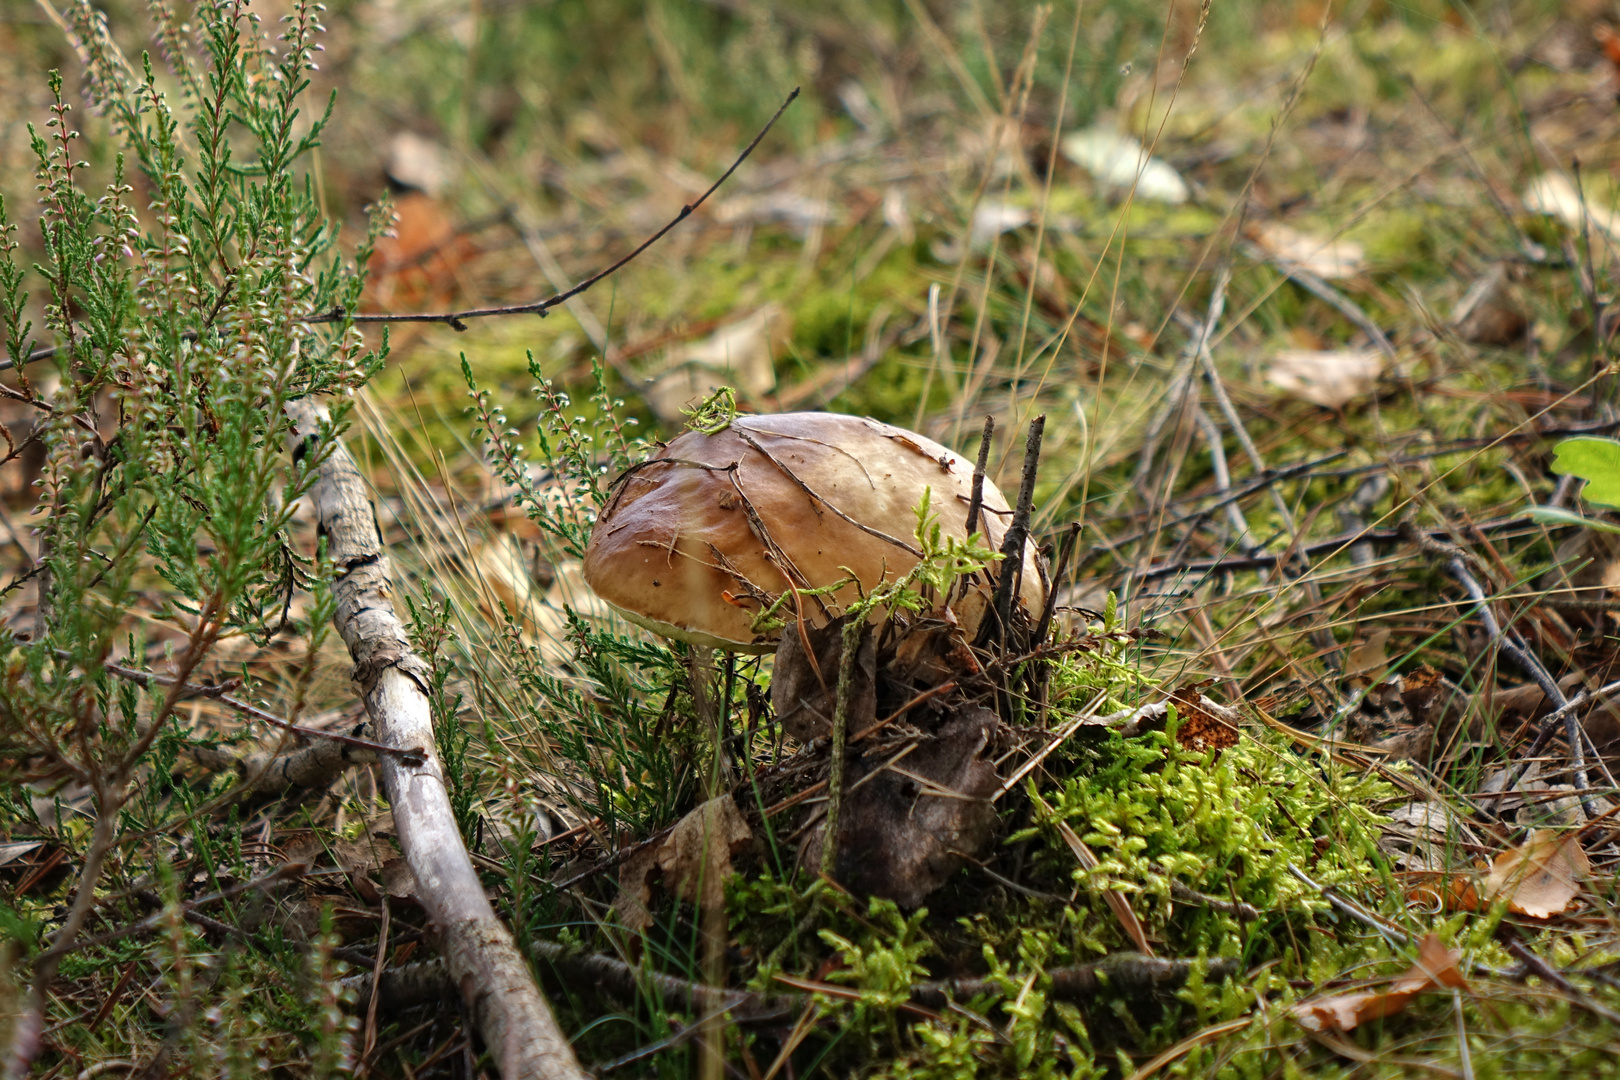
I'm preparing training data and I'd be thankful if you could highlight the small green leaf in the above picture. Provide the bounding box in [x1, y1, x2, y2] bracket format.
[1550, 436, 1620, 509]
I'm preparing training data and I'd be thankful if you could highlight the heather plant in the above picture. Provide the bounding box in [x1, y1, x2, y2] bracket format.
[0, 0, 379, 1068]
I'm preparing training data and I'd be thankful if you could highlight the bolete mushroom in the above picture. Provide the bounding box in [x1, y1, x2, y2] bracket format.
[582, 411, 1044, 651]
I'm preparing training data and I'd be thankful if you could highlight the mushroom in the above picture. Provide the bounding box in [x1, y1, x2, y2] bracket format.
[582, 411, 1045, 651]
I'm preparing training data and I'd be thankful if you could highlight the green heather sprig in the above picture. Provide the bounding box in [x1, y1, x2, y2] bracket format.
[0, 0, 382, 1069]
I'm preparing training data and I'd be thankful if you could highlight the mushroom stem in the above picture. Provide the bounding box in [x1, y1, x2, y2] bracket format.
[819, 615, 867, 879]
[688, 647, 727, 793]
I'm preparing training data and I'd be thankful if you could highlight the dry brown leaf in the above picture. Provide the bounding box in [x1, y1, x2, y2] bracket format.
[1291, 933, 1466, 1033]
[363, 191, 476, 311]
[1250, 221, 1365, 279]
[1266, 349, 1384, 409]
[615, 795, 754, 934]
[1598, 23, 1620, 79]
[378, 857, 420, 903]
[1344, 628, 1390, 686]
[1167, 686, 1239, 756]
[613, 844, 663, 935]
[1483, 829, 1590, 918]
[658, 793, 755, 910]
[813, 704, 1000, 909]
[641, 305, 789, 423]
[282, 833, 401, 906]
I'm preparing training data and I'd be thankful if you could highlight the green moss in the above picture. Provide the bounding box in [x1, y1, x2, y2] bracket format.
[1348, 206, 1435, 269]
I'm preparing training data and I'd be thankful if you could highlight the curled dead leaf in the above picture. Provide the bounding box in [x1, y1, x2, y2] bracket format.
[659, 793, 755, 909]
[614, 795, 754, 935]
[1401, 871, 1482, 913]
[1267, 349, 1384, 410]
[378, 857, 420, 904]
[1343, 628, 1390, 687]
[1291, 933, 1466, 1033]
[1483, 829, 1589, 918]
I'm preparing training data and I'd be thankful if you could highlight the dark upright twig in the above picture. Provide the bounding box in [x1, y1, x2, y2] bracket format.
[954, 416, 996, 609]
[979, 415, 1044, 650]
[1032, 521, 1081, 648]
[965, 415, 994, 537]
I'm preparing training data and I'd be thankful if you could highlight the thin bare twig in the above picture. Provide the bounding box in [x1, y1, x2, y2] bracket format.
[1128, 515, 1542, 583]
[1506, 940, 1620, 1026]
[315, 89, 799, 332]
[1433, 551, 1592, 817]
[100, 660, 420, 764]
[8, 90, 800, 367]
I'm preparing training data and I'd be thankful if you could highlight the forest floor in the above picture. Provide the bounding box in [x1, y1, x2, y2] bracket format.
[4, 0, 1620, 1076]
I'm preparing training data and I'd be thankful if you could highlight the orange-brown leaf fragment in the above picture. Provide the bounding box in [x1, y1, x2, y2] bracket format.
[1168, 684, 1239, 756]
[1402, 871, 1482, 912]
[1291, 934, 1466, 1033]
[1483, 829, 1590, 918]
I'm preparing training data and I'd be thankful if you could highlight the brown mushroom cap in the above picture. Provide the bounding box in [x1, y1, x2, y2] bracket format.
[582, 412, 1045, 652]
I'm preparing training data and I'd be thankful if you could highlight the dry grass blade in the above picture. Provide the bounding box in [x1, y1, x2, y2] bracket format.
[1124, 1016, 1254, 1080]
[1038, 794, 1156, 958]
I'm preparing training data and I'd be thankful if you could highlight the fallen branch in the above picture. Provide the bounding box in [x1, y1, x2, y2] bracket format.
[286, 398, 586, 1080]
[343, 942, 1240, 1018]
[189, 718, 382, 796]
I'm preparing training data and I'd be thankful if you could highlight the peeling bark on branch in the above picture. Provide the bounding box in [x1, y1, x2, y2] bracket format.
[285, 398, 585, 1080]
